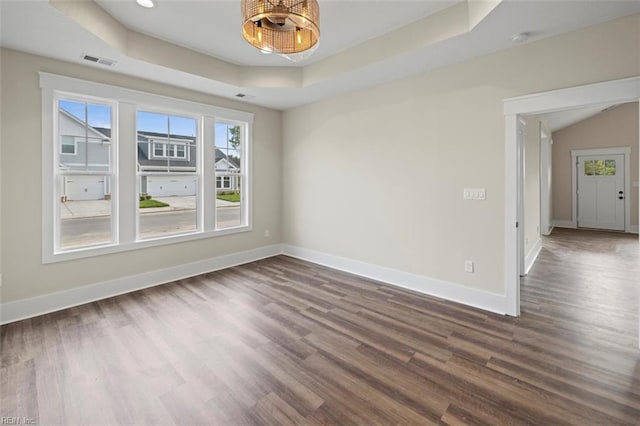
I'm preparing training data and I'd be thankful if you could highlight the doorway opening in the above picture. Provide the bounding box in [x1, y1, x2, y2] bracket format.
[503, 77, 640, 318]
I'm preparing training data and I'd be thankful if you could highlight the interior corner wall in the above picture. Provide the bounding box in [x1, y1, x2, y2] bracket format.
[282, 14, 639, 297]
[551, 102, 639, 226]
[539, 122, 553, 236]
[524, 116, 541, 259]
[0, 48, 283, 304]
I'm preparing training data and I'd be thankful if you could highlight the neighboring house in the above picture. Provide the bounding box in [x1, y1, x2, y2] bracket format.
[137, 131, 198, 197]
[215, 151, 240, 192]
[59, 109, 111, 201]
[59, 110, 240, 200]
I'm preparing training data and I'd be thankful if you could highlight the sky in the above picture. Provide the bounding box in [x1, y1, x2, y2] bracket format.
[60, 99, 238, 150]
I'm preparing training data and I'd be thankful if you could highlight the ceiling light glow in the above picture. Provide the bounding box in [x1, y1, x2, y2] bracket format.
[136, 0, 155, 8]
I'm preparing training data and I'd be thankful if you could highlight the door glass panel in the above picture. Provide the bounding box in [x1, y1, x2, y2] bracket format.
[604, 160, 616, 176]
[594, 160, 605, 176]
[584, 160, 594, 176]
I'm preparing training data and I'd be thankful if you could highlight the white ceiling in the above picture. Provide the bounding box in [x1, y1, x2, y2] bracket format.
[1, 1, 640, 110]
[96, 0, 459, 67]
[538, 104, 612, 133]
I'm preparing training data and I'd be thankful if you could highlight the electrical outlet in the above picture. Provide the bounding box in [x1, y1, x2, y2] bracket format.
[264, 229, 270, 237]
[464, 260, 474, 273]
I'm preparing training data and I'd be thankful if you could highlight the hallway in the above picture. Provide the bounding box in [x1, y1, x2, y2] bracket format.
[522, 227, 639, 355]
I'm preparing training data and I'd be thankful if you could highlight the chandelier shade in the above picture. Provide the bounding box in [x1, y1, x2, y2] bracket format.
[242, 0, 320, 55]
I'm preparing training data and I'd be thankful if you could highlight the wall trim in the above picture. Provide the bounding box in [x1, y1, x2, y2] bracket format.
[524, 238, 543, 275]
[553, 219, 576, 229]
[627, 225, 639, 234]
[282, 244, 508, 315]
[1, 244, 282, 325]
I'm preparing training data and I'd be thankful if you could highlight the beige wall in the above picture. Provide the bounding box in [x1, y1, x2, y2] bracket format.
[0, 48, 282, 303]
[524, 116, 541, 258]
[552, 102, 639, 226]
[283, 14, 639, 295]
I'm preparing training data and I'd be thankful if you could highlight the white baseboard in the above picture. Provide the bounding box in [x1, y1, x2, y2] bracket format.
[1, 244, 282, 325]
[524, 238, 543, 275]
[627, 225, 639, 234]
[553, 219, 575, 229]
[281, 245, 508, 315]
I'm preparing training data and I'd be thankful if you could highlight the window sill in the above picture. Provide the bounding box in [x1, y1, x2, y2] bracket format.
[44, 225, 252, 264]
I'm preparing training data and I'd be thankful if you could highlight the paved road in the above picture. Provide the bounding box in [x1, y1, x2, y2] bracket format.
[61, 208, 241, 248]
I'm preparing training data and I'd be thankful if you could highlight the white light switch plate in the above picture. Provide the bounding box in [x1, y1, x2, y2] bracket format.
[464, 188, 486, 200]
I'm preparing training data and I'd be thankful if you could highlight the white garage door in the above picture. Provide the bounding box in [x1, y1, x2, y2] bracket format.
[66, 176, 105, 201]
[147, 176, 197, 197]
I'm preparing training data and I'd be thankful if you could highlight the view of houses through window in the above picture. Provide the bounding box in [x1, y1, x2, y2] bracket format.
[54, 93, 248, 254]
[57, 99, 113, 250]
[137, 111, 198, 239]
[215, 121, 243, 229]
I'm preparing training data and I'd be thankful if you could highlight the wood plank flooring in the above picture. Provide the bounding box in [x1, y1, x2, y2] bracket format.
[1, 228, 639, 425]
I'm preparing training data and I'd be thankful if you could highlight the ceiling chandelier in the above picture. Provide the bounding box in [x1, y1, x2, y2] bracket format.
[241, 0, 320, 56]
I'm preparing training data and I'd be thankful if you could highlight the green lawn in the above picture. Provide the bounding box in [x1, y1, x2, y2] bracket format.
[217, 192, 241, 202]
[139, 199, 170, 208]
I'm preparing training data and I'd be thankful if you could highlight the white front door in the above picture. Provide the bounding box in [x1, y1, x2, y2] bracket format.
[577, 154, 625, 231]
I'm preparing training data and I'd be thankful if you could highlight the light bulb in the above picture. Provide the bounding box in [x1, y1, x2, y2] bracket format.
[256, 21, 263, 43]
[296, 28, 302, 44]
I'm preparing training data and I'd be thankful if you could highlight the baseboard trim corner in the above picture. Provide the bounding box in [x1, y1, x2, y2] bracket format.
[553, 219, 575, 229]
[524, 238, 543, 275]
[281, 244, 508, 315]
[1, 244, 283, 325]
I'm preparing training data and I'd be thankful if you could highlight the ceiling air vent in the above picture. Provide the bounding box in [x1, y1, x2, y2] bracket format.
[81, 53, 117, 67]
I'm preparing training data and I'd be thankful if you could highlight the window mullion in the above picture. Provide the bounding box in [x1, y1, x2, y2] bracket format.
[203, 116, 216, 231]
[118, 102, 137, 244]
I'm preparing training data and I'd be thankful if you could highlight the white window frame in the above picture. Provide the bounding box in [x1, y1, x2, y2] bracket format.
[41, 72, 253, 264]
[136, 110, 201, 241]
[214, 120, 248, 231]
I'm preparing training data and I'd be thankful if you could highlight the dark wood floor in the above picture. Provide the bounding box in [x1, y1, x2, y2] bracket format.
[2, 229, 639, 425]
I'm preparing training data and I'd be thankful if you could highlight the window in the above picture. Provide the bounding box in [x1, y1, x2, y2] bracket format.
[56, 98, 114, 250]
[60, 135, 76, 154]
[215, 121, 244, 229]
[151, 141, 188, 159]
[41, 73, 253, 263]
[584, 159, 616, 176]
[137, 111, 198, 239]
[604, 160, 616, 175]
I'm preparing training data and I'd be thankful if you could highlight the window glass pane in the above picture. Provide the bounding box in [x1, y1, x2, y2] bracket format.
[137, 112, 198, 240]
[604, 160, 616, 176]
[59, 175, 113, 249]
[87, 103, 112, 172]
[138, 176, 197, 239]
[215, 122, 242, 229]
[584, 160, 594, 176]
[59, 100, 111, 172]
[138, 112, 196, 172]
[594, 160, 605, 176]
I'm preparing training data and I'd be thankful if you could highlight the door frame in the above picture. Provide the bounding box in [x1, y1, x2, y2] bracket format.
[571, 147, 631, 231]
[503, 76, 639, 317]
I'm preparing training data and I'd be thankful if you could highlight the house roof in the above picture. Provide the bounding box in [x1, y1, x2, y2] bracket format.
[64, 113, 238, 170]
